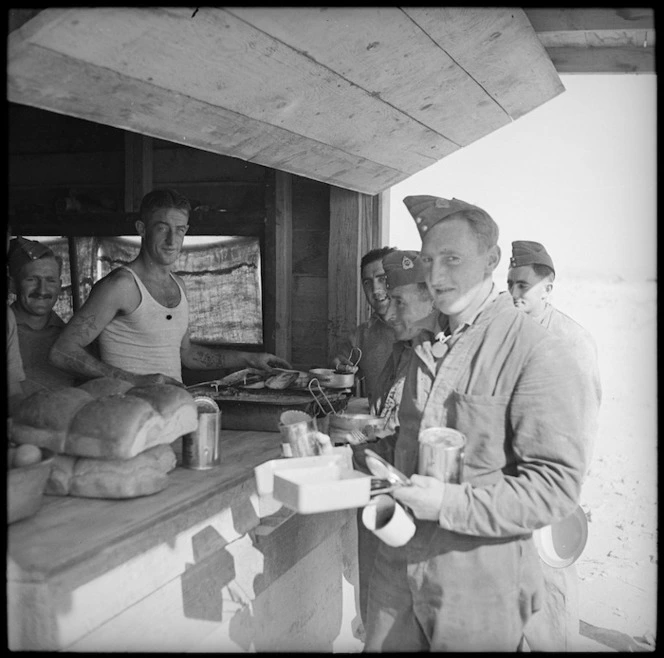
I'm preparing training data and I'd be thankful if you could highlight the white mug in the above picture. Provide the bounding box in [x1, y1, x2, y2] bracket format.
[361, 494, 416, 547]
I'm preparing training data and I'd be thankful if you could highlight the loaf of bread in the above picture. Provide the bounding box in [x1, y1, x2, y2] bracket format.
[126, 384, 198, 444]
[11, 388, 95, 452]
[66, 394, 164, 460]
[45, 444, 177, 499]
[10, 380, 198, 462]
[45, 454, 77, 496]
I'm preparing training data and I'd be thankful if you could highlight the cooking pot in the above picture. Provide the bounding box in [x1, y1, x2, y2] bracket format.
[308, 368, 355, 389]
[329, 412, 383, 443]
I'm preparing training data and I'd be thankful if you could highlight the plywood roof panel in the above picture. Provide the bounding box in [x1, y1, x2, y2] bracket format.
[6, 7, 591, 194]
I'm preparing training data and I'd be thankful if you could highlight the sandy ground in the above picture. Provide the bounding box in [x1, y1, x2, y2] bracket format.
[554, 278, 658, 652]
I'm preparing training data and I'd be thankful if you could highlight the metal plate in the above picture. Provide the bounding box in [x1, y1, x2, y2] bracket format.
[533, 505, 589, 569]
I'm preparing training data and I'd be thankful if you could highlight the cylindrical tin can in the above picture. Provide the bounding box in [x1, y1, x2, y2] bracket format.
[417, 427, 466, 483]
[182, 396, 221, 470]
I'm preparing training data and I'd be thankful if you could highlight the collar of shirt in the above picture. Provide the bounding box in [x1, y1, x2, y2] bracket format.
[432, 282, 499, 344]
[530, 302, 553, 325]
[10, 301, 65, 330]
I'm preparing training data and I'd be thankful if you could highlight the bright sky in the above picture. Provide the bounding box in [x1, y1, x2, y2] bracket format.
[388, 74, 657, 283]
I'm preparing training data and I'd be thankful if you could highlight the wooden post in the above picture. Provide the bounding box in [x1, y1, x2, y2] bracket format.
[327, 187, 381, 359]
[274, 172, 293, 363]
[67, 236, 82, 312]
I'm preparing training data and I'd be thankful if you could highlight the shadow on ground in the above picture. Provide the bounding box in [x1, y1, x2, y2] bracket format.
[580, 620, 655, 652]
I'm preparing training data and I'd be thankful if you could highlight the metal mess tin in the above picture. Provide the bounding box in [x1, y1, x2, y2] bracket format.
[182, 395, 221, 470]
[417, 427, 466, 483]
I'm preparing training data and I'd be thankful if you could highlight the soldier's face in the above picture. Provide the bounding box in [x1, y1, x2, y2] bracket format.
[16, 257, 61, 317]
[361, 259, 390, 317]
[507, 265, 552, 316]
[383, 283, 433, 341]
[420, 217, 498, 319]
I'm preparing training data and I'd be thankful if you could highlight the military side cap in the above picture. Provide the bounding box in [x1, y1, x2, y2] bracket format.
[403, 195, 483, 238]
[383, 250, 425, 289]
[8, 237, 55, 279]
[509, 240, 555, 274]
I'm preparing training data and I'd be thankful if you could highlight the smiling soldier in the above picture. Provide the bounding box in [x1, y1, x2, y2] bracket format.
[363, 196, 596, 652]
[50, 188, 289, 385]
[8, 237, 77, 394]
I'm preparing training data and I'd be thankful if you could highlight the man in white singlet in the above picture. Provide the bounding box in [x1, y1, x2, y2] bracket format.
[50, 188, 290, 385]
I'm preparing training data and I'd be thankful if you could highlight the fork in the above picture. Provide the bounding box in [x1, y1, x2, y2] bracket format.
[348, 429, 368, 445]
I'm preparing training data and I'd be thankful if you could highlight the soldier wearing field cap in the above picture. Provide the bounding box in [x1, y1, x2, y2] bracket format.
[371, 250, 437, 433]
[8, 236, 77, 395]
[362, 195, 596, 652]
[508, 239, 601, 651]
[354, 250, 437, 628]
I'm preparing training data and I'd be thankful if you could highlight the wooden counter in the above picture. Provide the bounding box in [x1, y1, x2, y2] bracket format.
[7, 430, 363, 652]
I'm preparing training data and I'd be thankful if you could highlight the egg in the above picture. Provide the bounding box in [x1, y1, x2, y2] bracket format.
[12, 443, 43, 468]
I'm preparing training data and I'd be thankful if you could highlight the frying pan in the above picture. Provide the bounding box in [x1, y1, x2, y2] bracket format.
[308, 368, 355, 389]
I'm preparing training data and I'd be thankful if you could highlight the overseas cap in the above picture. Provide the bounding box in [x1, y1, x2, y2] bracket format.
[8, 237, 56, 280]
[383, 250, 425, 289]
[510, 240, 555, 274]
[403, 195, 498, 246]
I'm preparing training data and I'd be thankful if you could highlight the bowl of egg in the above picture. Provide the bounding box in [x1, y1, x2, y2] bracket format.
[7, 443, 55, 524]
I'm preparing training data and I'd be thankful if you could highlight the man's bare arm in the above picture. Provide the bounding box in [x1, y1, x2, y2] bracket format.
[180, 330, 291, 372]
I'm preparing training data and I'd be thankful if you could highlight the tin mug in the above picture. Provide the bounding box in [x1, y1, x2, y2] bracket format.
[362, 494, 416, 547]
[182, 396, 221, 470]
[418, 427, 466, 483]
[279, 418, 332, 458]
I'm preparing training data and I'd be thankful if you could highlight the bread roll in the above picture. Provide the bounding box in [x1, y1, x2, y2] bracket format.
[78, 377, 134, 398]
[70, 444, 176, 498]
[66, 395, 164, 460]
[126, 384, 198, 442]
[45, 445, 176, 498]
[45, 454, 77, 495]
[11, 387, 95, 452]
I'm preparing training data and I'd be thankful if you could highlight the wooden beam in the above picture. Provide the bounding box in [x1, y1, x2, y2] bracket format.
[274, 172, 293, 363]
[10, 210, 266, 237]
[545, 46, 655, 74]
[124, 134, 153, 212]
[524, 8, 654, 32]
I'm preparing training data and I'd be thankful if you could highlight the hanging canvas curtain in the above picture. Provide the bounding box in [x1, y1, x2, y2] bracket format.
[97, 236, 263, 345]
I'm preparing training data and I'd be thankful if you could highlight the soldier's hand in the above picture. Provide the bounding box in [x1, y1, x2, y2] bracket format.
[245, 352, 292, 371]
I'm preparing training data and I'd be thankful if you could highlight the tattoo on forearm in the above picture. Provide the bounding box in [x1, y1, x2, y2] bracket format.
[70, 314, 99, 342]
[188, 345, 231, 370]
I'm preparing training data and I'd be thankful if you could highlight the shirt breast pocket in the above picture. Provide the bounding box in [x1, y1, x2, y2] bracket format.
[448, 390, 511, 481]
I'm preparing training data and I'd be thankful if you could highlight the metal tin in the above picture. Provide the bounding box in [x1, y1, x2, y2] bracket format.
[417, 427, 466, 483]
[182, 396, 221, 470]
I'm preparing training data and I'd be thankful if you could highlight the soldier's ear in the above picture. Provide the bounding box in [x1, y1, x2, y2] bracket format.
[135, 219, 146, 238]
[8, 275, 17, 295]
[486, 245, 501, 273]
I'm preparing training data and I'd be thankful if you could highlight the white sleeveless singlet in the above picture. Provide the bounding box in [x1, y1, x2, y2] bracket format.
[98, 266, 189, 382]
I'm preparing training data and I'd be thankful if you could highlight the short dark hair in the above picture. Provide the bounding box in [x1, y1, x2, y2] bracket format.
[361, 246, 396, 273]
[139, 188, 191, 224]
[532, 263, 556, 281]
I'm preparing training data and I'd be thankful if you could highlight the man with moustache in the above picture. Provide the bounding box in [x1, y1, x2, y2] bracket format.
[332, 246, 397, 407]
[8, 237, 77, 395]
[50, 188, 289, 385]
[363, 196, 594, 652]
